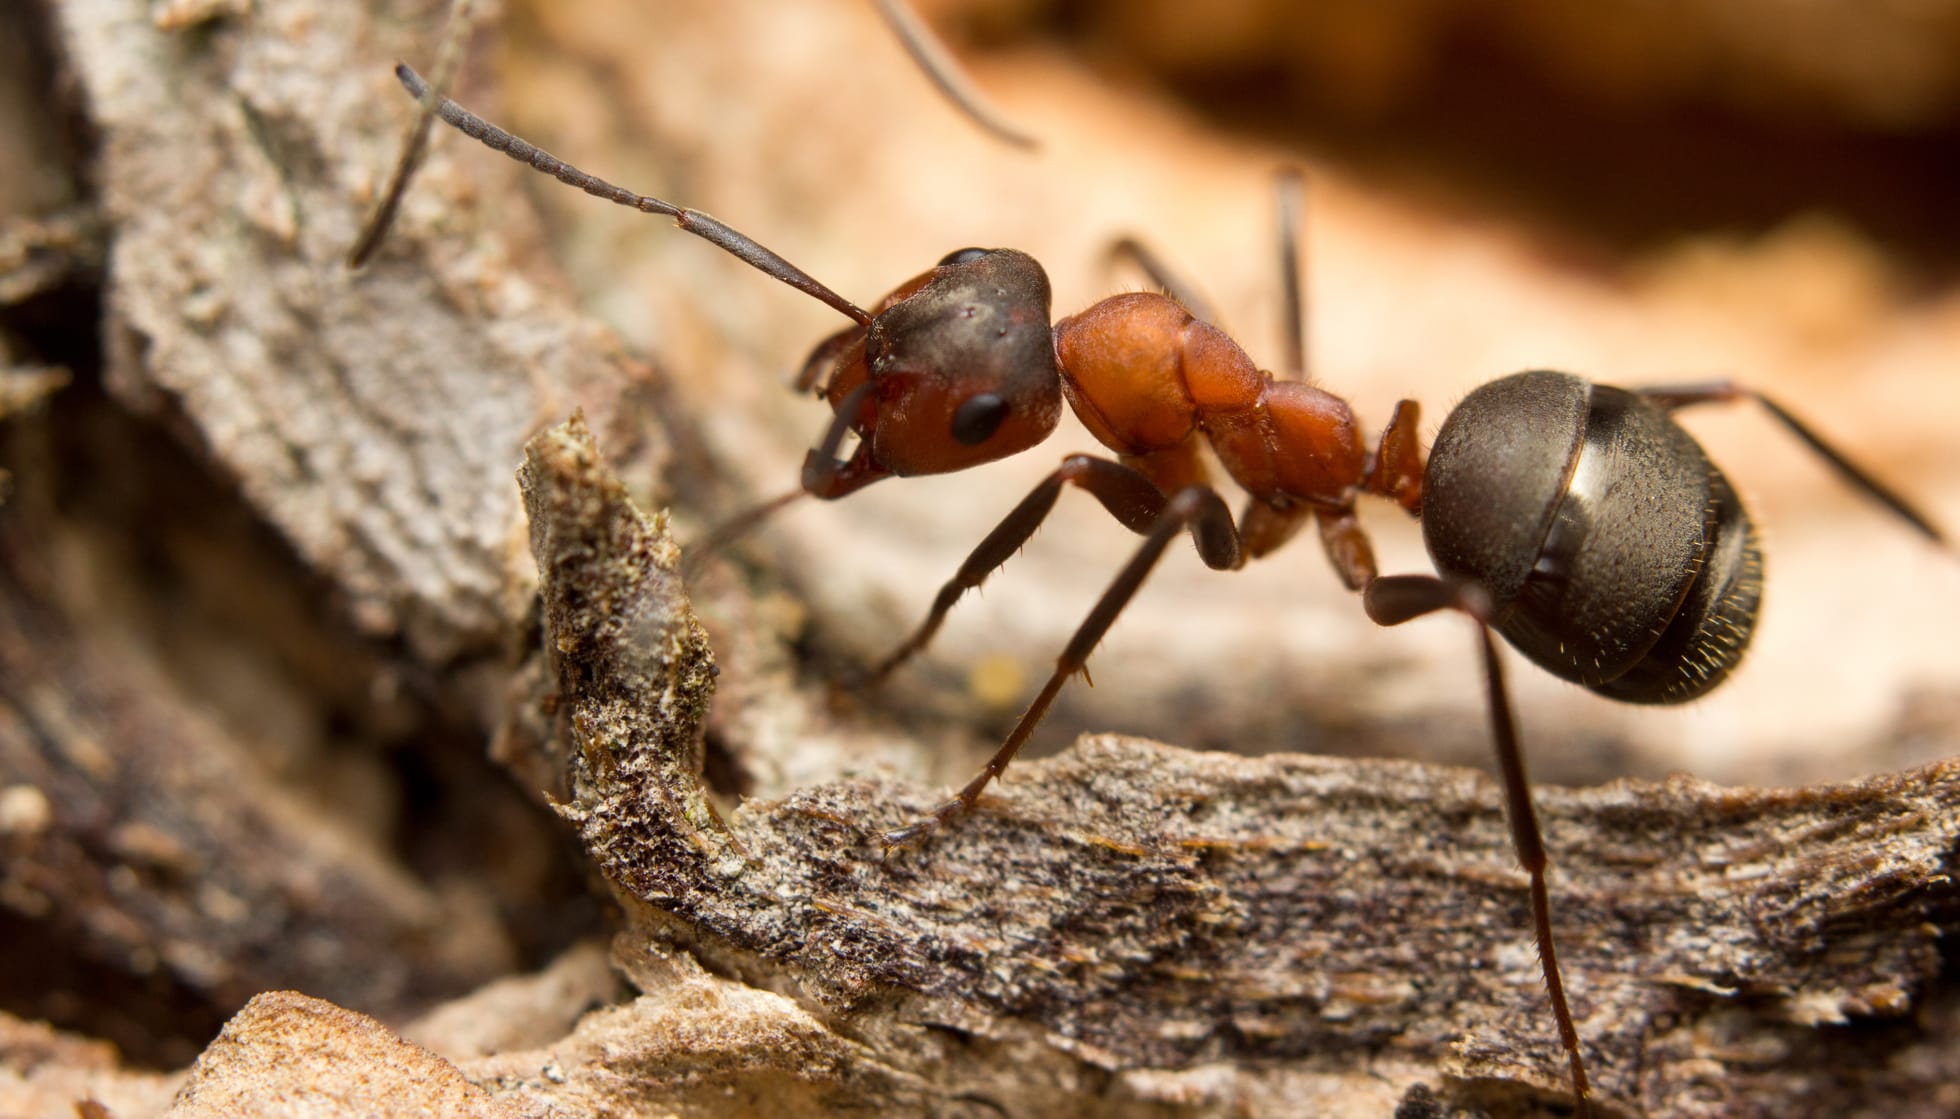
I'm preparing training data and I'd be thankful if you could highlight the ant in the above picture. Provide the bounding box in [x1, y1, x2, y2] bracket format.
[381, 63, 1951, 1118]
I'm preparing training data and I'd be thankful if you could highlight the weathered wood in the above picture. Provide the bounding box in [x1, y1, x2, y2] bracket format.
[0, 512, 519, 1033]
[0, 1013, 178, 1119]
[0, 0, 617, 1068]
[52, 0, 665, 663]
[523, 415, 1960, 1118]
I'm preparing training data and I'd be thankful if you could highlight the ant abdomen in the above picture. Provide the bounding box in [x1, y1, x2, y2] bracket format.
[1425, 369, 1765, 704]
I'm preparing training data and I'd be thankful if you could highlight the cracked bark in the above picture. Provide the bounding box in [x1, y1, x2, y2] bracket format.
[507, 416, 1960, 1119]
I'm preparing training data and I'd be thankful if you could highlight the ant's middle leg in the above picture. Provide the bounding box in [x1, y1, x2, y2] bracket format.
[862, 454, 1241, 686]
[1107, 169, 1312, 382]
[884, 483, 1241, 847]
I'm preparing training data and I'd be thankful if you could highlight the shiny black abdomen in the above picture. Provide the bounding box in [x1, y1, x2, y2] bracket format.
[1422, 370, 1764, 704]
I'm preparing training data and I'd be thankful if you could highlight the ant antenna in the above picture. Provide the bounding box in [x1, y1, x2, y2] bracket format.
[870, 0, 1040, 150]
[350, 0, 1030, 267]
[386, 65, 870, 325]
[347, 0, 477, 268]
[388, 65, 874, 327]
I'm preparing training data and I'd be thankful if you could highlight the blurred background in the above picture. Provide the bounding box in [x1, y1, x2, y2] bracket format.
[488, 0, 1960, 794]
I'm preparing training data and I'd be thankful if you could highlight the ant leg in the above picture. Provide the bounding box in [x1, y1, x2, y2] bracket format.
[1363, 575, 1594, 1118]
[679, 488, 808, 582]
[1239, 500, 1312, 561]
[348, 0, 479, 267]
[1314, 508, 1377, 591]
[863, 455, 1240, 686]
[869, 0, 1039, 150]
[1641, 381, 1947, 547]
[1106, 238, 1219, 325]
[1112, 168, 1312, 378]
[1274, 167, 1307, 383]
[884, 484, 1241, 848]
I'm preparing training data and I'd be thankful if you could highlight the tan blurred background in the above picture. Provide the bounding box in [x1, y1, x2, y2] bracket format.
[478, 0, 1960, 793]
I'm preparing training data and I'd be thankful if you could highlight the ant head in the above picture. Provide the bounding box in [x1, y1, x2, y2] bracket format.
[378, 67, 1060, 484]
[812, 248, 1063, 477]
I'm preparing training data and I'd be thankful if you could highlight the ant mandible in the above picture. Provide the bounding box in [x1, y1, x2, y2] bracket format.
[385, 64, 1950, 1117]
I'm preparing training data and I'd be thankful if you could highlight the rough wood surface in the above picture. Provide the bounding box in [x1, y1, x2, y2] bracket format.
[0, 0, 625, 1071]
[164, 992, 528, 1119]
[0, 520, 518, 1022]
[0, 1014, 177, 1119]
[54, 0, 664, 662]
[520, 415, 1960, 1118]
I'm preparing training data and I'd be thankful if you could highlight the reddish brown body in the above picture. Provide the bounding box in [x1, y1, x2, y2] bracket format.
[1058, 291, 1366, 503]
[795, 255, 1424, 591]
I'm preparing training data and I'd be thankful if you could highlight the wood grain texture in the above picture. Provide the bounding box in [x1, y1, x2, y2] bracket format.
[525, 414, 1960, 1118]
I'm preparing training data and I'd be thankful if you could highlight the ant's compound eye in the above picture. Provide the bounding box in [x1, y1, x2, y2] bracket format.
[951, 393, 1009, 445]
[938, 247, 992, 267]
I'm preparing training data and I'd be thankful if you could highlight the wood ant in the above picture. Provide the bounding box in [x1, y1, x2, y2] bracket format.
[383, 63, 1951, 1118]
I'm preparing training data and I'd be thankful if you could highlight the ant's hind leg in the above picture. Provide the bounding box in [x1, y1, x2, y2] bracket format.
[1365, 574, 1595, 1118]
[860, 454, 1238, 688]
[1640, 381, 1947, 548]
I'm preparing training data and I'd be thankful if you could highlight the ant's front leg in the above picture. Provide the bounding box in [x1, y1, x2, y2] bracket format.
[682, 383, 887, 580]
[884, 482, 1242, 848]
[860, 453, 1239, 687]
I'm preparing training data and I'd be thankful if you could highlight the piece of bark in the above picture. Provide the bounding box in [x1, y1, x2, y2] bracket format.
[468, 944, 957, 1119]
[521, 414, 1960, 1118]
[161, 992, 528, 1119]
[0, 1013, 180, 1119]
[50, 0, 666, 663]
[3, 0, 627, 1058]
[403, 939, 620, 1063]
[0, 516, 518, 1039]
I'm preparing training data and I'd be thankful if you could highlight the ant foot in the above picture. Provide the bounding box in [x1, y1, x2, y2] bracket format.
[824, 645, 910, 698]
[853, 652, 915, 694]
[881, 796, 971, 853]
[831, 665, 886, 696]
